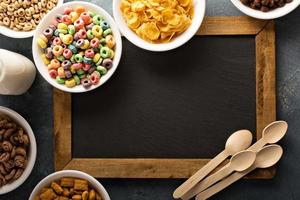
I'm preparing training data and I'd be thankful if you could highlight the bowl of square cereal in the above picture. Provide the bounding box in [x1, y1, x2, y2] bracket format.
[113, 0, 205, 51]
[0, 106, 37, 195]
[0, 0, 63, 38]
[29, 170, 110, 200]
[32, 1, 122, 93]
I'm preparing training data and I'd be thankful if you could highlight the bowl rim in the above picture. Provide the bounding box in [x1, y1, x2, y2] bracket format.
[0, 0, 64, 39]
[0, 106, 37, 195]
[112, 0, 206, 52]
[231, 0, 300, 19]
[29, 170, 111, 200]
[32, 1, 122, 93]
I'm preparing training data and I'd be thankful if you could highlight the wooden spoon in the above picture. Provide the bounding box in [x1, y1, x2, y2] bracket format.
[182, 150, 256, 200]
[248, 121, 287, 152]
[195, 145, 283, 200]
[173, 130, 253, 199]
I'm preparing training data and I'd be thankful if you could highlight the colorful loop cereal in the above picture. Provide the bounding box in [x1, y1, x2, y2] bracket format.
[49, 69, 58, 79]
[105, 35, 116, 49]
[68, 25, 76, 35]
[83, 57, 93, 64]
[37, 6, 116, 89]
[62, 60, 72, 70]
[81, 78, 92, 88]
[58, 23, 68, 30]
[92, 25, 103, 38]
[62, 15, 72, 25]
[100, 21, 110, 30]
[103, 28, 112, 37]
[56, 77, 65, 84]
[69, 11, 79, 22]
[97, 65, 107, 75]
[80, 12, 92, 24]
[85, 49, 94, 58]
[65, 70, 73, 79]
[83, 63, 91, 71]
[93, 53, 101, 63]
[45, 48, 54, 59]
[37, 38, 47, 49]
[63, 49, 73, 59]
[74, 54, 83, 63]
[62, 34, 74, 45]
[57, 67, 65, 78]
[90, 71, 101, 85]
[78, 29, 87, 39]
[90, 38, 100, 48]
[74, 19, 84, 30]
[102, 58, 113, 70]
[53, 37, 62, 45]
[81, 40, 90, 50]
[50, 59, 60, 69]
[100, 47, 111, 58]
[75, 39, 85, 48]
[41, 54, 50, 65]
[93, 15, 102, 25]
[68, 44, 78, 53]
[43, 28, 54, 39]
[64, 7, 73, 15]
[87, 30, 94, 39]
[52, 45, 64, 57]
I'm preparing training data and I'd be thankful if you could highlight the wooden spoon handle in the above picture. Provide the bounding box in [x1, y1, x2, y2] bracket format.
[195, 167, 254, 200]
[247, 139, 266, 152]
[182, 164, 232, 199]
[173, 150, 228, 199]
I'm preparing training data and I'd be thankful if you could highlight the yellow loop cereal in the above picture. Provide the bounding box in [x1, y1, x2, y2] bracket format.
[120, 0, 194, 43]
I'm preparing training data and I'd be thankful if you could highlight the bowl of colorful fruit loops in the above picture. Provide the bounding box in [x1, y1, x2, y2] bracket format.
[32, 1, 122, 93]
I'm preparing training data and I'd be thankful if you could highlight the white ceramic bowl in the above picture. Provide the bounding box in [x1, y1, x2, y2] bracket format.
[0, 106, 37, 195]
[113, 0, 206, 52]
[231, 0, 300, 19]
[0, 0, 64, 38]
[29, 170, 110, 200]
[32, 1, 122, 93]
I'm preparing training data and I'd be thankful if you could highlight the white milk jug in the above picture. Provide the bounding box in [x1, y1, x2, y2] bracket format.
[0, 49, 36, 95]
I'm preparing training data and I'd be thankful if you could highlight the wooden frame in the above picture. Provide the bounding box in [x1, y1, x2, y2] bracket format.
[53, 16, 276, 179]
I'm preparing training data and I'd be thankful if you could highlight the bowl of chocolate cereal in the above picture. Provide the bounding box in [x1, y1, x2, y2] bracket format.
[0, 0, 63, 38]
[0, 106, 37, 194]
[231, 0, 300, 19]
[29, 170, 110, 200]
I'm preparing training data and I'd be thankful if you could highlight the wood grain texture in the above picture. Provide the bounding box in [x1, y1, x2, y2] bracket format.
[63, 159, 274, 179]
[53, 89, 72, 171]
[197, 16, 268, 35]
[53, 17, 276, 179]
[256, 21, 276, 138]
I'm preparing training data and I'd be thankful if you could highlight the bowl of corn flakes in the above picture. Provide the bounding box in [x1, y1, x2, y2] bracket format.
[113, 0, 205, 51]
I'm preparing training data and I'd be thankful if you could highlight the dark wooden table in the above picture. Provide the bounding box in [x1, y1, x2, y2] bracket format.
[1, 0, 300, 199]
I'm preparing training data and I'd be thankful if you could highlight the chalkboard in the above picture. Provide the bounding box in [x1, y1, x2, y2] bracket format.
[53, 17, 276, 179]
[72, 36, 256, 159]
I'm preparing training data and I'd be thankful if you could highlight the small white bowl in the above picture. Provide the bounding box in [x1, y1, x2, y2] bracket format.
[113, 0, 206, 52]
[32, 1, 122, 93]
[0, 106, 37, 195]
[231, 0, 300, 19]
[29, 170, 110, 200]
[0, 0, 64, 38]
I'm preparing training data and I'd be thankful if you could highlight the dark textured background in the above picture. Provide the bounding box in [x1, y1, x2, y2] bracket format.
[73, 37, 256, 159]
[1, 0, 300, 199]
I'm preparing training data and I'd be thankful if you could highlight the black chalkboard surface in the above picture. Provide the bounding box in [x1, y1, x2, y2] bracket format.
[54, 17, 276, 179]
[72, 36, 256, 159]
